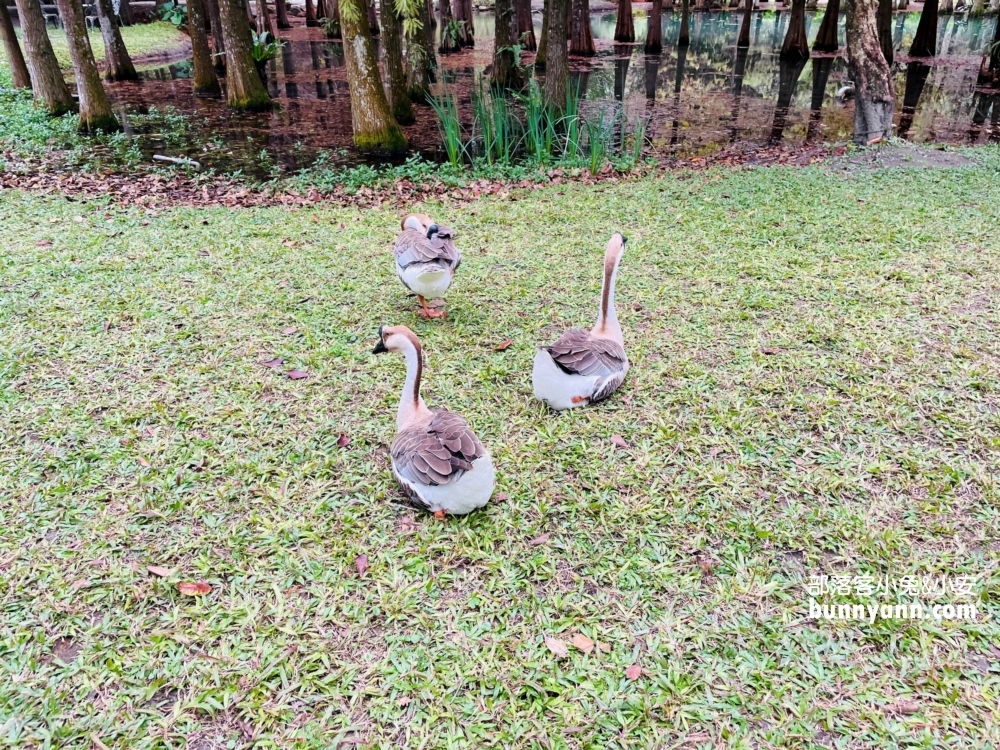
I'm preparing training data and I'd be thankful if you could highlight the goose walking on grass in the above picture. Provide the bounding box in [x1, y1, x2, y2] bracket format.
[532, 233, 629, 410]
[373, 325, 495, 518]
[394, 213, 461, 319]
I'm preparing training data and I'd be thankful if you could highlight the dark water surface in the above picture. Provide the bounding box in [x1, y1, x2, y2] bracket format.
[107, 10, 1000, 175]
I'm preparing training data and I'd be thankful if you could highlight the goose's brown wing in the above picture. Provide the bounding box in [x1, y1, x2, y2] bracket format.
[394, 228, 461, 271]
[542, 328, 627, 379]
[391, 410, 486, 487]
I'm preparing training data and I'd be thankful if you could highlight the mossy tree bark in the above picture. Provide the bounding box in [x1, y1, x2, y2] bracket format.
[187, 0, 221, 93]
[406, 0, 435, 100]
[780, 0, 809, 59]
[381, 0, 414, 122]
[536, 0, 549, 67]
[678, 0, 690, 46]
[516, 0, 536, 50]
[908, 0, 937, 56]
[877, 0, 892, 64]
[614, 0, 634, 42]
[846, 0, 894, 143]
[644, 0, 662, 52]
[543, 0, 569, 107]
[570, 0, 595, 55]
[55, 0, 120, 132]
[439, 0, 460, 51]
[276, 0, 291, 28]
[13, 0, 73, 114]
[492, 0, 524, 87]
[737, 0, 752, 46]
[454, 0, 474, 46]
[341, 0, 406, 151]
[0, 1, 31, 89]
[218, 0, 272, 108]
[812, 0, 839, 52]
[206, 0, 227, 68]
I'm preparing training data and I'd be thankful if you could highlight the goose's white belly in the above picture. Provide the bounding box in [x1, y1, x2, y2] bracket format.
[398, 263, 453, 298]
[532, 349, 600, 411]
[393, 453, 495, 515]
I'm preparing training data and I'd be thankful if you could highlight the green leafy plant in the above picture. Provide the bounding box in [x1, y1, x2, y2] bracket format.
[157, 0, 187, 27]
[251, 31, 283, 63]
[428, 91, 466, 167]
[442, 18, 467, 48]
[319, 15, 341, 38]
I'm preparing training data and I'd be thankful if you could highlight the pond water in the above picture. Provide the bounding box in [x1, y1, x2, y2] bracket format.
[105, 10, 1000, 176]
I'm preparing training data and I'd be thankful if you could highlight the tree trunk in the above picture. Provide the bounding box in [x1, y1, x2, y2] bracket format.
[13, 0, 74, 114]
[453, 0, 473, 45]
[678, 0, 690, 46]
[439, 0, 459, 50]
[846, 0, 894, 143]
[978, 9, 1000, 86]
[207, 0, 227, 68]
[570, 0, 595, 54]
[812, 0, 839, 51]
[381, 0, 414, 121]
[940, 0, 953, 13]
[406, 0, 435, 100]
[55, 0, 120, 132]
[737, 0, 752, 46]
[780, 0, 809, 59]
[536, 0, 549, 67]
[119, 0, 133, 25]
[367, 0, 379, 35]
[306, 0, 317, 25]
[493, 0, 523, 86]
[257, 0, 278, 37]
[908, 0, 937, 56]
[95, 0, 138, 80]
[898, 60, 928, 137]
[187, 0, 221, 93]
[341, 0, 406, 150]
[877, 0, 892, 64]
[0, 1, 31, 89]
[543, 0, 569, 107]
[806, 54, 833, 140]
[614, 0, 634, 41]
[326, 0, 342, 37]
[613, 43, 629, 99]
[516, 0, 536, 49]
[218, 0, 272, 108]
[770, 56, 806, 141]
[276, 0, 291, 28]
[644, 0, 662, 52]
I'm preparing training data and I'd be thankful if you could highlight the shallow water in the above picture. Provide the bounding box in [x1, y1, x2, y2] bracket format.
[104, 10, 1000, 175]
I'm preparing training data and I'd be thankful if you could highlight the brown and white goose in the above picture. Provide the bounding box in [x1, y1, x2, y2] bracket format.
[532, 233, 629, 410]
[373, 325, 495, 517]
[394, 213, 461, 319]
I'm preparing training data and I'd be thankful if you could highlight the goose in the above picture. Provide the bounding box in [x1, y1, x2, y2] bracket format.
[372, 325, 495, 517]
[532, 233, 629, 410]
[394, 213, 461, 319]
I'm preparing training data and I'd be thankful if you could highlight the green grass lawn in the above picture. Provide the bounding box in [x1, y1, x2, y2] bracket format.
[1, 159, 998, 748]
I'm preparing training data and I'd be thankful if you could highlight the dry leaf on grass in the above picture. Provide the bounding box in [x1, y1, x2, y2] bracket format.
[884, 699, 919, 715]
[529, 533, 550, 546]
[287, 369, 309, 380]
[261, 357, 284, 369]
[761, 347, 781, 355]
[611, 435, 630, 449]
[137, 456, 151, 468]
[282, 327, 298, 335]
[337, 433, 351, 448]
[147, 565, 171, 577]
[355, 554, 368, 577]
[625, 664, 642, 680]
[493, 339, 513, 351]
[545, 636, 568, 658]
[177, 581, 211, 596]
[597, 642, 611, 653]
[570, 633, 594, 654]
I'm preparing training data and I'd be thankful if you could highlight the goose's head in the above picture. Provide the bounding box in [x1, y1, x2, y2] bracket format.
[605, 232, 627, 268]
[372, 324, 421, 356]
[401, 213, 439, 240]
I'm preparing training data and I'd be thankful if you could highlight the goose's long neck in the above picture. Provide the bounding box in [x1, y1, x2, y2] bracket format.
[594, 254, 623, 344]
[397, 341, 428, 429]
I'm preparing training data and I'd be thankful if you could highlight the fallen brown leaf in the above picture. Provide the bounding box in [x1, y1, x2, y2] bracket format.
[611, 434, 630, 449]
[177, 581, 212, 596]
[545, 636, 568, 658]
[287, 369, 309, 380]
[709, 447, 723, 458]
[337, 433, 351, 448]
[147, 565, 171, 577]
[355, 554, 368, 577]
[137, 456, 151, 468]
[529, 533, 550, 546]
[597, 642, 611, 653]
[884, 699, 919, 715]
[761, 347, 781, 355]
[261, 357, 284, 369]
[282, 326, 298, 335]
[625, 664, 642, 680]
[493, 339, 513, 351]
[36, 240, 52, 247]
[571, 633, 594, 654]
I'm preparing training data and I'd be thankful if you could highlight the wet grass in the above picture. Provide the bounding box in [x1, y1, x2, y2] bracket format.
[1, 161, 1000, 748]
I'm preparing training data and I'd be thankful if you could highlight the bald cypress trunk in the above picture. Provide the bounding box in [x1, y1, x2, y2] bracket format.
[813, 0, 839, 51]
[780, 0, 809, 58]
[462, 0, 474, 45]
[493, 0, 523, 86]
[614, 0, 634, 41]
[737, 0, 752, 46]
[516, 0, 536, 49]
[367, 0, 379, 35]
[257, 0, 278, 37]
[341, 0, 406, 150]
[570, 0, 595, 54]
[381, 0, 414, 121]
[439, 0, 458, 50]
[977, 9, 1000, 87]
[406, 0, 434, 100]
[13, 0, 73, 114]
[877, 0, 892, 64]
[305, 0, 317, 24]
[94, 0, 138, 81]
[644, 0, 662, 52]
[536, 0, 549, 67]
[454, 0, 473, 46]
[218, 0, 272, 108]
[0, 1, 31, 89]
[188, 0, 221, 93]
[908, 0, 937, 56]
[207, 0, 227, 68]
[276, 0, 291, 27]
[543, 0, 569, 107]
[679, 0, 690, 46]
[846, 0, 894, 142]
[55, 0, 120, 132]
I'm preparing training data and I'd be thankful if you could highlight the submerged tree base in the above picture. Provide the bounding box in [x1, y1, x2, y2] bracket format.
[78, 114, 122, 134]
[354, 128, 408, 153]
[229, 95, 274, 111]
